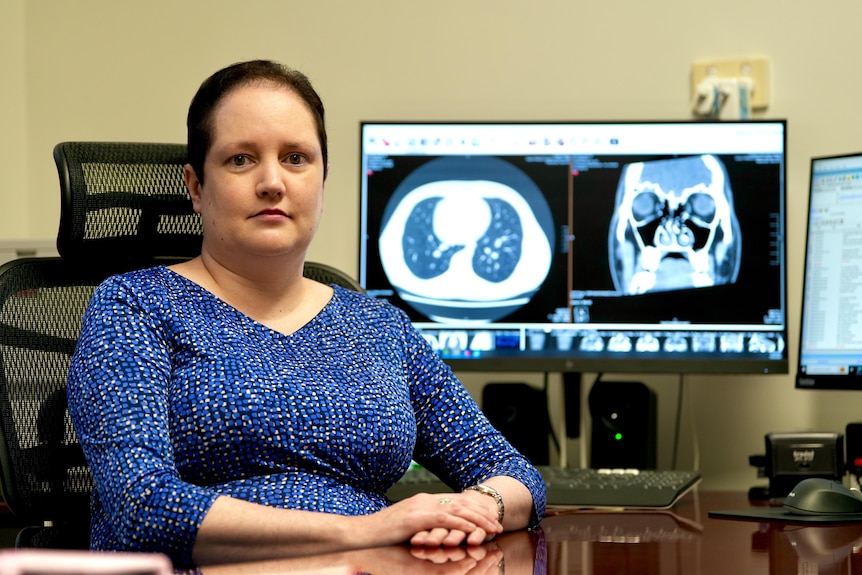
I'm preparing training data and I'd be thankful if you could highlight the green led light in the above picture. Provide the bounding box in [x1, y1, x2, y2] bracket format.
[614, 432, 623, 441]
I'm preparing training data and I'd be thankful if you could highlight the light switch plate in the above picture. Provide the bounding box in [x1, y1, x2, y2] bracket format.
[691, 56, 770, 110]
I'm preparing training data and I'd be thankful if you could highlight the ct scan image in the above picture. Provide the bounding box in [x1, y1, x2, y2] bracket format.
[608, 154, 741, 295]
[378, 156, 554, 322]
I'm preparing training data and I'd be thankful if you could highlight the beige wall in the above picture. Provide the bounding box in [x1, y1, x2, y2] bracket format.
[0, 0, 28, 237]
[5, 0, 862, 490]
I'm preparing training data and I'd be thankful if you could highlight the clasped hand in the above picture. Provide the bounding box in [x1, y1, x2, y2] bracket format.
[380, 491, 503, 547]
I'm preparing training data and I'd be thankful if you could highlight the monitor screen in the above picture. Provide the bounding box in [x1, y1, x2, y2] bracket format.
[359, 120, 788, 374]
[797, 152, 862, 389]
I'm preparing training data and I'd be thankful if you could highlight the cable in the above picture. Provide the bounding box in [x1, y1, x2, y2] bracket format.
[583, 373, 604, 470]
[542, 372, 561, 457]
[672, 373, 683, 469]
[687, 374, 700, 471]
[672, 373, 700, 471]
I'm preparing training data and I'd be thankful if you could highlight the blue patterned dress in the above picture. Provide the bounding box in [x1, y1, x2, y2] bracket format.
[67, 266, 546, 567]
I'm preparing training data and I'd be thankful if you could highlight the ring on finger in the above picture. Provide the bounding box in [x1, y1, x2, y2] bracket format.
[438, 497, 454, 505]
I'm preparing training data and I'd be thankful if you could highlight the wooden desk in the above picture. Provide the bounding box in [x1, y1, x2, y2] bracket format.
[545, 489, 862, 574]
[195, 490, 862, 574]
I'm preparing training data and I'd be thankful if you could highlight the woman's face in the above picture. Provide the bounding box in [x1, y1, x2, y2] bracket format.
[184, 83, 325, 264]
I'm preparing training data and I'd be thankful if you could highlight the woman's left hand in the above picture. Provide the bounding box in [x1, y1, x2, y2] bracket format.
[408, 490, 502, 546]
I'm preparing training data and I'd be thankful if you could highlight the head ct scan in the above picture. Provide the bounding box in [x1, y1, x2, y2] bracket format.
[609, 154, 741, 295]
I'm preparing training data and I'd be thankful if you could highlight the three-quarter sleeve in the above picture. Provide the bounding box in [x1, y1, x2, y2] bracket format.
[396, 312, 547, 525]
[68, 275, 219, 566]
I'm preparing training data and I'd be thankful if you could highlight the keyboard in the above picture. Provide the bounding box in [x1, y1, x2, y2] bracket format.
[540, 467, 701, 509]
[386, 466, 450, 501]
[387, 466, 701, 510]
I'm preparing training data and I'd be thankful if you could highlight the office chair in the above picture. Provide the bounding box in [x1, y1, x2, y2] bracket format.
[303, 261, 364, 293]
[0, 258, 121, 549]
[0, 141, 361, 549]
[0, 142, 197, 549]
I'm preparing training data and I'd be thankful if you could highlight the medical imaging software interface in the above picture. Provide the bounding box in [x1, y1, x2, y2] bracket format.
[797, 153, 862, 388]
[359, 122, 788, 373]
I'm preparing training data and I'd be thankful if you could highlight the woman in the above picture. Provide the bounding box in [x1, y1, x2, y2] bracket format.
[67, 60, 546, 568]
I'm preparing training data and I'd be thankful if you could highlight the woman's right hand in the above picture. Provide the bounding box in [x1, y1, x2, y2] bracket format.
[368, 492, 502, 547]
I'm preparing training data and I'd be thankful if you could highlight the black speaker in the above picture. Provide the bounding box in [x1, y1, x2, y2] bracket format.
[589, 380, 657, 469]
[562, 372, 581, 438]
[482, 382, 550, 465]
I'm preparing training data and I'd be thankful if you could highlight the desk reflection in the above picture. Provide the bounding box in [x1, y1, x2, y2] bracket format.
[757, 522, 862, 575]
[542, 506, 704, 574]
[192, 492, 862, 575]
[195, 529, 543, 575]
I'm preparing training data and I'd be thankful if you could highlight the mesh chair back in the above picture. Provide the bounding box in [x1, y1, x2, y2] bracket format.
[0, 257, 191, 549]
[54, 142, 201, 262]
[0, 142, 200, 548]
[303, 261, 365, 293]
[0, 259, 103, 531]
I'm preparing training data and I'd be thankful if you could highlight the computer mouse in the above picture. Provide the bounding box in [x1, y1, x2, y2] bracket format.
[783, 478, 862, 515]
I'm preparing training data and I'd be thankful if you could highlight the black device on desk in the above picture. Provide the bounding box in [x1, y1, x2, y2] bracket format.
[750, 432, 845, 499]
[388, 465, 701, 509]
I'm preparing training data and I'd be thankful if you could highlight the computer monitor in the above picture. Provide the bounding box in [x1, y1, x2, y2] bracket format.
[797, 152, 862, 390]
[359, 120, 788, 374]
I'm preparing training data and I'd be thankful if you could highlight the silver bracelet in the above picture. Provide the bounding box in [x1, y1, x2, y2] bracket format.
[466, 483, 505, 523]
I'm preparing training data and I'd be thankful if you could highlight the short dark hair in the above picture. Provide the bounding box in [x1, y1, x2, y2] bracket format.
[186, 60, 328, 184]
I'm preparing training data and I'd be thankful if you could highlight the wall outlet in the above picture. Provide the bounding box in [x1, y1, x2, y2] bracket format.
[691, 56, 770, 110]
